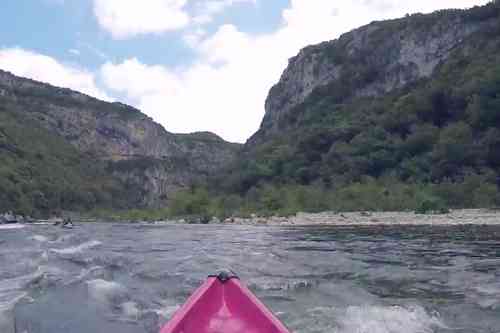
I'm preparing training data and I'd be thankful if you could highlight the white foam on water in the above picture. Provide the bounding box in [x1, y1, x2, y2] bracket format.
[41, 250, 49, 261]
[86, 279, 127, 304]
[31, 235, 48, 242]
[79, 266, 106, 280]
[31, 265, 69, 288]
[292, 304, 445, 333]
[473, 282, 500, 295]
[0, 272, 42, 332]
[121, 301, 140, 319]
[0, 224, 25, 230]
[476, 298, 499, 309]
[0, 285, 33, 333]
[0, 273, 41, 295]
[470, 282, 500, 309]
[154, 303, 180, 320]
[0, 290, 27, 311]
[66, 266, 108, 286]
[51, 233, 76, 243]
[337, 305, 445, 333]
[50, 240, 102, 255]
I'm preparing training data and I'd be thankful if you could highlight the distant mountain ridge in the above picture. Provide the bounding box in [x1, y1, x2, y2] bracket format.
[0, 70, 238, 162]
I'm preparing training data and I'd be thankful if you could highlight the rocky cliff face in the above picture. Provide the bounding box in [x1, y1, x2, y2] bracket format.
[0, 70, 240, 206]
[250, 6, 497, 143]
[217, 3, 500, 198]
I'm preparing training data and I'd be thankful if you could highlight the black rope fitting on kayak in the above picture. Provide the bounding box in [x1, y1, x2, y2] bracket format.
[209, 269, 239, 283]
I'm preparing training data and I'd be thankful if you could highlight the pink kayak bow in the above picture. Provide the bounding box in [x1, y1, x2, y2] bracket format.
[160, 271, 291, 333]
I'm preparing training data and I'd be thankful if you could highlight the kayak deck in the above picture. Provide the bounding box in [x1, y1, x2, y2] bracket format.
[160, 275, 290, 333]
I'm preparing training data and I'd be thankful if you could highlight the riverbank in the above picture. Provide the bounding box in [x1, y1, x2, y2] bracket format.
[209, 209, 500, 226]
[5, 209, 500, 227]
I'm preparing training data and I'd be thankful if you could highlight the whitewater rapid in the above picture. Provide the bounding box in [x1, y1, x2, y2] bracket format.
[1, 223, 499, 332]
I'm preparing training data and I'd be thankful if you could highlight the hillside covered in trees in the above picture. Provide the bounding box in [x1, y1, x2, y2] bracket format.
[0, 104, 142, 216]
[163, 2, 500, 219]
[0, 70, 239, 218]
[3, 2, 500, 220]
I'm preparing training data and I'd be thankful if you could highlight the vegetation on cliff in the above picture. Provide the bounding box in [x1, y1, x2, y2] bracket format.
[0, 104, 145, 217]
[0, 68, 239, 216]
[157, 2, 500, 219]
[3, 3, 500, 219]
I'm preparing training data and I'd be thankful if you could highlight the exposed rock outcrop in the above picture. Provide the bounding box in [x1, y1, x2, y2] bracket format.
[0, 70, 240, 207]
[250, 7, 498, 143]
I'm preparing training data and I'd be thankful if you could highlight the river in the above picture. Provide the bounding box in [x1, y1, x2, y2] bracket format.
[0, 223, 499, 333]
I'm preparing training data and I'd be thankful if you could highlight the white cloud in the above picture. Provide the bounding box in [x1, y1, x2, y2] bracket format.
[99, 0, 490, 142]
[92, 0, 256, 39]
[192, 0, 256, 25]
[0, 48, 111, 101]
[183, 27, 208, 48]
[101, 58, 181, 101]
[101, 57, 262, 143]
[93, 0, 190, 39]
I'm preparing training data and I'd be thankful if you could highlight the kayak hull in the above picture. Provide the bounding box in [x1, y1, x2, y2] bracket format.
[160, 276, 290, 333]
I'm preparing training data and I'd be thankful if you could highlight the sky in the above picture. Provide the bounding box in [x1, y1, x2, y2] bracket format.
[0, 0, 491, 143]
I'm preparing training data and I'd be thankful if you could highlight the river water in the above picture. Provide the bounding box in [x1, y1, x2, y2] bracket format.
[0, 223, 499, 333]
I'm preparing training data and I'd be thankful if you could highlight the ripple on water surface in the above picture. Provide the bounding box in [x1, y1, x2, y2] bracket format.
[286, 304, 445, 333]
[50, 240, 102, 255]
[1, 223, 500, 333]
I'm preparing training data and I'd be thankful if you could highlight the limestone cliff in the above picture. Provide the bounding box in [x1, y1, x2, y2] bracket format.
[250, 5, 499, 144]
[0, 70, 240, 207]
[218, 3, 500, 196]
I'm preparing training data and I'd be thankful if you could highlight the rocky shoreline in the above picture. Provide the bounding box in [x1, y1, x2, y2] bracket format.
[0, 212, 35, 224]
[205, 209, 500, 226]
[4, 209, 500, 227]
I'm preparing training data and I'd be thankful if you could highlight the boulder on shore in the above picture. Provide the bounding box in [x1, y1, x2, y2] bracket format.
[0, 212, 17, 224]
